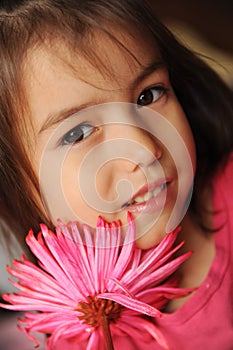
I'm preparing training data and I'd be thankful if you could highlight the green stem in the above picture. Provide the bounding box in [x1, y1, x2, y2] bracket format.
[101, 313, 114, 350]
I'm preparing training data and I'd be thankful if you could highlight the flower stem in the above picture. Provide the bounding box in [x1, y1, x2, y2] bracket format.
[101, 313, 114, 350]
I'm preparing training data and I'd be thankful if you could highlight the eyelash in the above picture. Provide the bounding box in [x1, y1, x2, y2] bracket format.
[137, 85, 169, 107]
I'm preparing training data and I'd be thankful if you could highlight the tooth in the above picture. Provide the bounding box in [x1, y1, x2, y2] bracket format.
[153, 185, 162, 197]
[134, 195, 144, 203]
[125, 183, 167, 207]
[144, 191, 153, 201]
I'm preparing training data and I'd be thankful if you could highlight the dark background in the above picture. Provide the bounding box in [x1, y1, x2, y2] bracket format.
[148, 0, 233, 85]
[149, 0, 233, 54]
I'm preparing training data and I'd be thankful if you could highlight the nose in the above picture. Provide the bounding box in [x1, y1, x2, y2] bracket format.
[97, 104, 162, 173]
[104, 103, 163, 170]
[104, 122, 162, 173]
[132, 127, 162, 169]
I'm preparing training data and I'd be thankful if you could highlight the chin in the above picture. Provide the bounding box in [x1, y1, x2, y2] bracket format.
[135, 226, 167, 250]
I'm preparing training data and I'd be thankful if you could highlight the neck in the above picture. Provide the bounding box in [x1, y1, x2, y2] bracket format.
[164, 209, 215, 313]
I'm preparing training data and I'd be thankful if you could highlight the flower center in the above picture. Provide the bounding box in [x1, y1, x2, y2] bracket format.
[76, 295, 123, 329]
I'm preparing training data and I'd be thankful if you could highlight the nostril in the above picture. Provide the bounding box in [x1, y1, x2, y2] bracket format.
[136, 143, 162, 168]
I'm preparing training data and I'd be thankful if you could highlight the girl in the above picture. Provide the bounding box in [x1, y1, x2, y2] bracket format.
[0, 0, 233, 349]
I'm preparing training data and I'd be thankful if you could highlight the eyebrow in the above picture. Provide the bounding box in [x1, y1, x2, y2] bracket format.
[39, 104, 97, 134]
[134, 60, 164, 84]
[39, 60, 164, 134]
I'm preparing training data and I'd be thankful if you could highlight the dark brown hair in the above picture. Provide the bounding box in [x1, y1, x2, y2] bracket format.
[0, 0, 233, 242]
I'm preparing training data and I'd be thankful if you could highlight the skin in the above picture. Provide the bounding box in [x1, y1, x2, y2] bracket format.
[25, 29, 196, 249]
[23, 27, 216, 310]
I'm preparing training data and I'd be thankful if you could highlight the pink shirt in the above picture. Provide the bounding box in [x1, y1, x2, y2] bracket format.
[154, 154, 233, 349]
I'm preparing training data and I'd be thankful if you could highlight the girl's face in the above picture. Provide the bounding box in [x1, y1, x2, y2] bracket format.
[25, 28, 196, 249]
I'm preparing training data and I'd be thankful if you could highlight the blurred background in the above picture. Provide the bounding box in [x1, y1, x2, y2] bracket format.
[149, 0, 233, 86]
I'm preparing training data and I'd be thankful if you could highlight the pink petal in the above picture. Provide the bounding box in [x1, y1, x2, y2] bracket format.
[129, 251, 192, 293]
[11, 257, 75, 298]
[42, 227, 96, 296]
[111, 218, 136, 279]
[26, 230, 80, 295]
[86, 331, 100, 350]
[98, 293, 161, 317]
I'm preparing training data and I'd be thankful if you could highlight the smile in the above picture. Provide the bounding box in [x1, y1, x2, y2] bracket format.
[122, 179, 170, 213]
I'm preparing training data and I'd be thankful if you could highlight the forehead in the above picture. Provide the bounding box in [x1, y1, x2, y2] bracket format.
[25, 26, 160, 89]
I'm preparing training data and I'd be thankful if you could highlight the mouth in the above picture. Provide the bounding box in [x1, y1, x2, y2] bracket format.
[122, 179, 170, 212]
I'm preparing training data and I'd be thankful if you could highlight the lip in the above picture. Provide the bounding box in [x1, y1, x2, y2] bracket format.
[122, 178, 172, 214]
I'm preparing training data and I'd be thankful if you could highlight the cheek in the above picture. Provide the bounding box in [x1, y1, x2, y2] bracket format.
[169, 101, 196, 171]
[59, 154, 95, 223]
[178, 118, 196, 173]
[33, 143, 88, 224]
[54, 152, 119, 226]
[95, 162, 118, 202]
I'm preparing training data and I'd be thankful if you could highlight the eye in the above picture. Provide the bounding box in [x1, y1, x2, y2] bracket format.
[61, 124, 96, 146]
[137, 86, 167, 107]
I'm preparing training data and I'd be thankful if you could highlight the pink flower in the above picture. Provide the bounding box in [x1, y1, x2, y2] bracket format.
[1, 213, 193, 350]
